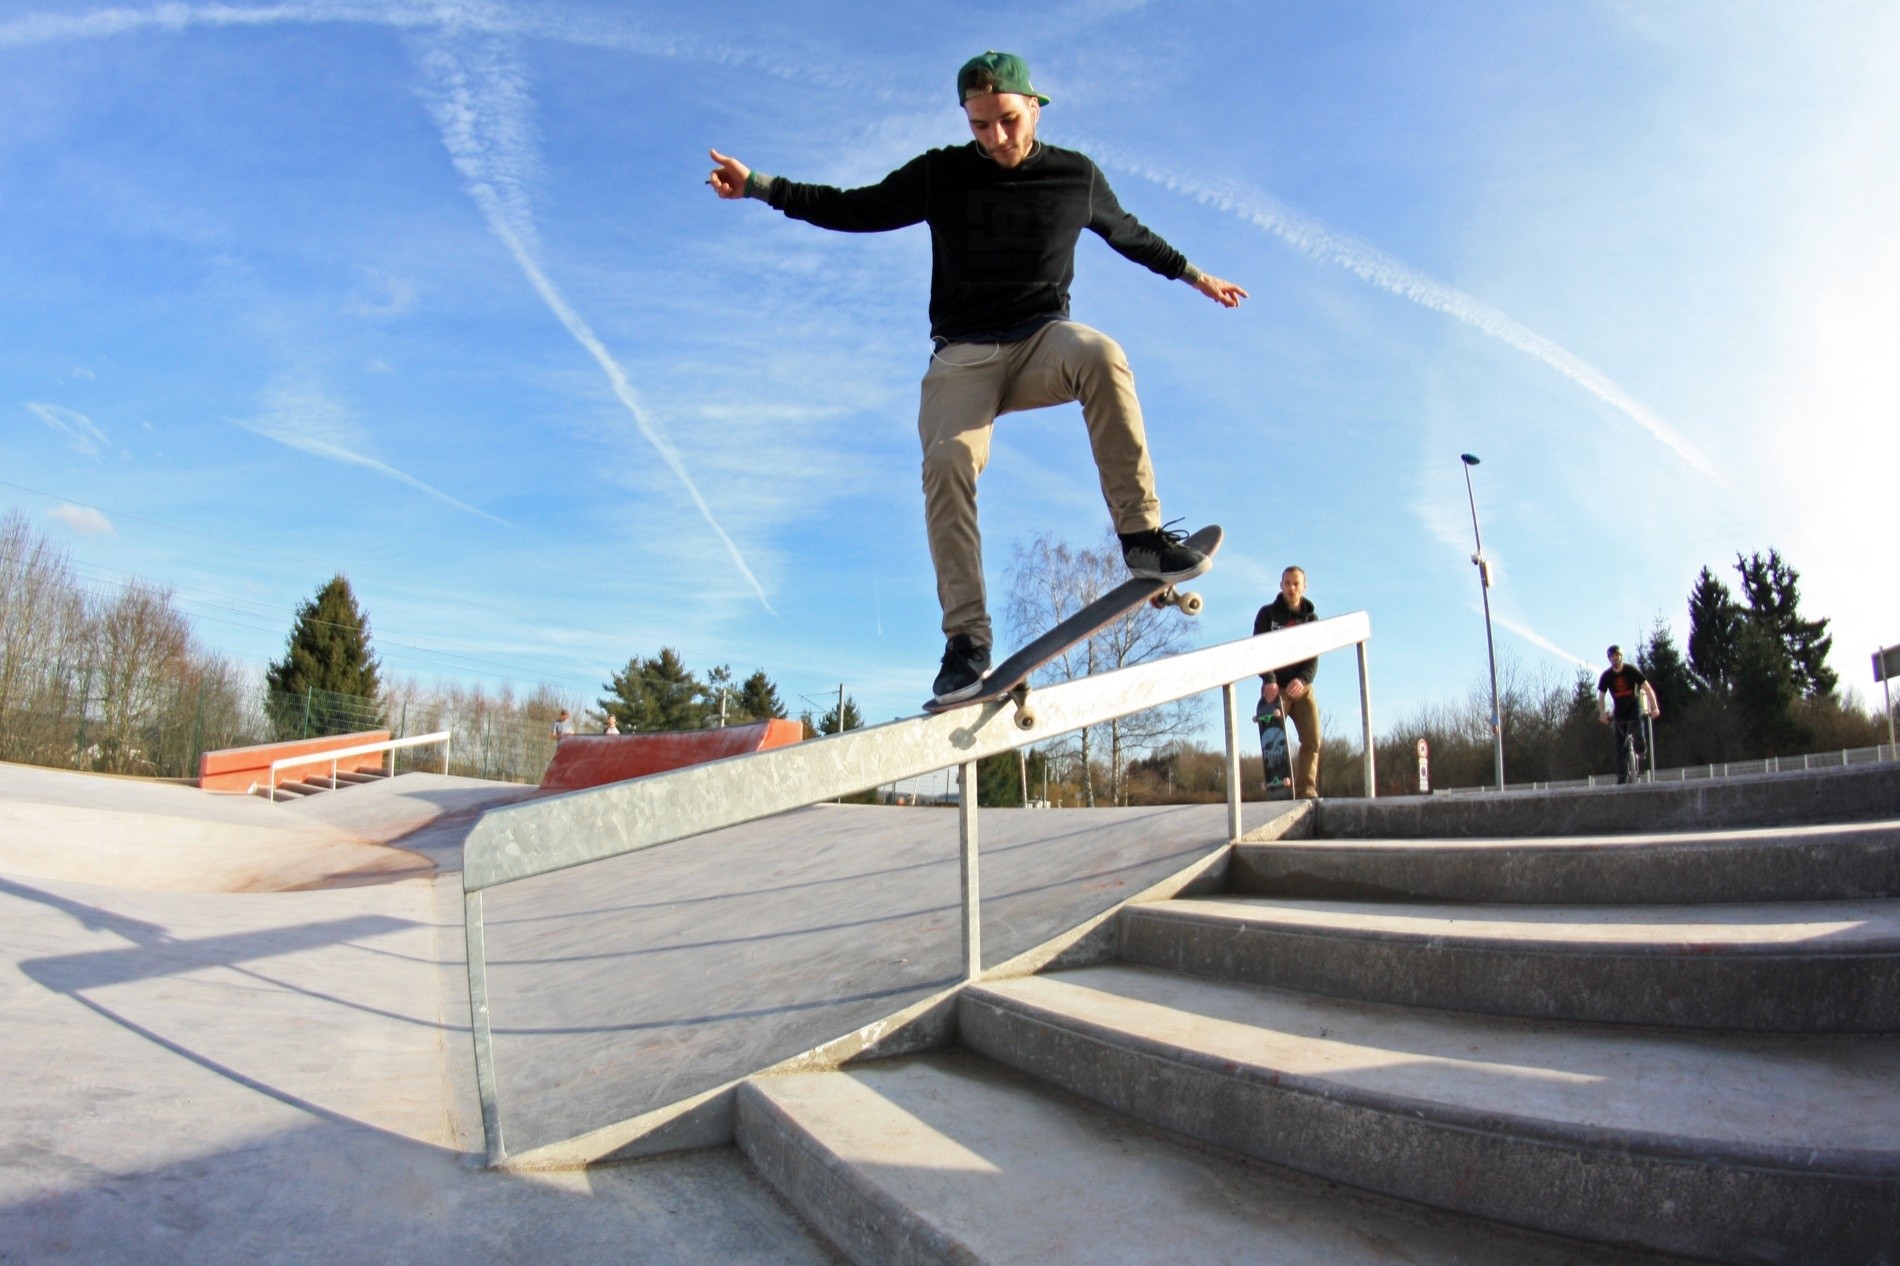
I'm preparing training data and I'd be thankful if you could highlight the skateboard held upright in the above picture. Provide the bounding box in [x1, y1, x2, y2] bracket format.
[922, 525, 1223, 731]
[1256, 701, 1292, 797]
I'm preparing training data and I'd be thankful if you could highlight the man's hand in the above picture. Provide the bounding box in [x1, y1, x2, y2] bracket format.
[1283, 679, 1307, 701]
[1193, 273, 1249, 308]
[708, 149, 751, 200]
[1260, 682, 1280, 706]
[1597, 712, 1610, 726]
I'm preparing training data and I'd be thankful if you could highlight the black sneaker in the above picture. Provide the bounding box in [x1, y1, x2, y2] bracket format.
[931, 634, 992, 703]
[1119, 523, 1211, 583]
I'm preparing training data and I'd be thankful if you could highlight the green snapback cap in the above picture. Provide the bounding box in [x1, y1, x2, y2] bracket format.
[957, 51, 1050, 105]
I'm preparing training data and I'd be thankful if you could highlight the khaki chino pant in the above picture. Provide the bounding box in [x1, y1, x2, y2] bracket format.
[918, 321, 1160, 646]
[1281, 687, 1321, 799]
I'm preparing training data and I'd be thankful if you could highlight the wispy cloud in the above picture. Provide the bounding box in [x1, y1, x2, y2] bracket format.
[1086, 143, 1724, 483]
[26, 401, 108, 456]
[48, 503, 115, 536]
[1490, 609, 1591, 671]
[234, 375, 511, 525]
[411, 29, 775, 611]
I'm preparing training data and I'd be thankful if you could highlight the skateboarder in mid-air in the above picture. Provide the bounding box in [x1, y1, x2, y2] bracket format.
[709, 51, 1248, 703]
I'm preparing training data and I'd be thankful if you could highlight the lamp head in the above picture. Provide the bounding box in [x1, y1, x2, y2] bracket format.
[1460, 453, 1480, 466]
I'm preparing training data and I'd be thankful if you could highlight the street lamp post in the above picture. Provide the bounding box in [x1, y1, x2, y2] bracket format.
[1460, 454, 1506, 790]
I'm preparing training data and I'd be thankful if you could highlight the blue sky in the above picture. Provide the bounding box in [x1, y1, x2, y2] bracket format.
[4, 1, 1895, 741]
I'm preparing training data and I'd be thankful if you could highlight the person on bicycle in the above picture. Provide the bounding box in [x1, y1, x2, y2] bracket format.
[1597, 645, 1660, 784]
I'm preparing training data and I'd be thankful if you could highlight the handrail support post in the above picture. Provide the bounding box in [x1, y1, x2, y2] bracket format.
[1222, 682, 1243, 841]
[959, 761, 981, 980]
[1357, 640, 1376, 798]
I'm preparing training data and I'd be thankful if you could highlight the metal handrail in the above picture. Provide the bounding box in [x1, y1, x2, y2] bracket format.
[460, 613, 1374, 1165]
[264, 730, 452, 799]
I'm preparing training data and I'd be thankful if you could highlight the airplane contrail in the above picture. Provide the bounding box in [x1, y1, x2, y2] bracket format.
[1, 3, 778, 609]
[414, 33, 775, 611]
[1085, 142, 1723, 483]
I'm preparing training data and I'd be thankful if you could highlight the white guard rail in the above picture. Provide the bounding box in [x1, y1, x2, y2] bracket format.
[460, 613, 1373, 1165]
[265, 730, 452, 799]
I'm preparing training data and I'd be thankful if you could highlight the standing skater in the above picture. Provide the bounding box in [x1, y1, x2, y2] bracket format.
[1255, 566, 1321, 799]
[709, 51, 1248, 702]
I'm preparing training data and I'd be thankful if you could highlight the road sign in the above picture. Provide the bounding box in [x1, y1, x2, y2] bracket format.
[1873, 644, 1900, 684]
[1416, 738, 1430, 793]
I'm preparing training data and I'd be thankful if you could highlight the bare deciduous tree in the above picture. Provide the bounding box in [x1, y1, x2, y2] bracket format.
[1005, 528, 1199, 805]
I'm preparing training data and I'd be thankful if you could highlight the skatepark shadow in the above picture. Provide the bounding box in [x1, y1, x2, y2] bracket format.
[0, 1117, 836, 1264]
[5, 872, 462, 1153]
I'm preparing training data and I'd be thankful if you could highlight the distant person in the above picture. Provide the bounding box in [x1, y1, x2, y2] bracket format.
[603, 715, 620, 735]
[551, 709, 575, 741]
[1597, 645, 1660, 784]
[709, 50, 1248, 704]
[1255, 566, 1320, 799]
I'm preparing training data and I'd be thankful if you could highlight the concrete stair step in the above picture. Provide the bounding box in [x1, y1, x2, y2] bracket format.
[1233, 820, 1900, 905]
[737, 1053, 1689, 1265]
[1118, 896, 1900, 1031]
[959, 966, 1900, 1265]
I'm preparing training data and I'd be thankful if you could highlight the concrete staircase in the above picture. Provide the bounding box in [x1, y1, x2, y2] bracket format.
[734, 774, 1900, 1265]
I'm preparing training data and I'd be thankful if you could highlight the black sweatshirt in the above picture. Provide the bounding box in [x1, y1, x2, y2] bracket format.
[765, 142, 1189, 342]
[1254, 596, 1319, 688]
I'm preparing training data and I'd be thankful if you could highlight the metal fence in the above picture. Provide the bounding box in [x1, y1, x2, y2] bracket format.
[1438, 741, 1899, 795]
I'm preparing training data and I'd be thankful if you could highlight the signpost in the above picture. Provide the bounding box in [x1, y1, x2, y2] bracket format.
[1876, 644, 1900, 749]
[1417, 738, 1430, 794]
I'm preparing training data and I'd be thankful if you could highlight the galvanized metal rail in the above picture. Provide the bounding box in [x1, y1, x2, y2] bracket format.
[264, 729, 451, 799]
[460, 613, 1374, 1165]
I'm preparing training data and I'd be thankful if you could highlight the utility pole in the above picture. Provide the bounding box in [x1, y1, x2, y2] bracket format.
[1461, 454, 1506, 790]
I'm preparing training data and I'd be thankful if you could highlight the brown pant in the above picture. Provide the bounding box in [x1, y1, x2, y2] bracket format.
[918, 321, 1160, 645]
[1281, 687, 1321, 798]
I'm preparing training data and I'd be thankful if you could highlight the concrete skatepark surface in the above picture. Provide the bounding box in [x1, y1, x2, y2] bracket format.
[0, 760, 1277, 1262]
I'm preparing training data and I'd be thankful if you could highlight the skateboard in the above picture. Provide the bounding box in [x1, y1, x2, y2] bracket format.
[922, 525, 1223, 732]
[1256, 702, 1292, 796]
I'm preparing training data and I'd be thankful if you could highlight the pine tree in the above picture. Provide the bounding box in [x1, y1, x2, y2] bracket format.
[600, 648, 708, 732]
[264, 575, 384, 739]
[736, 669, 787, 721]
[1637, 618, 1696, 718]
[1733, 619, 1801, 752]
[1686, 567, 1742, 693]
[1733, 550, 1837, 698]
[817, 696, 864, 735]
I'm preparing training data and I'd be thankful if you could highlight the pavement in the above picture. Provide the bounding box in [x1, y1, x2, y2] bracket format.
[0, 760, 1276, 1262]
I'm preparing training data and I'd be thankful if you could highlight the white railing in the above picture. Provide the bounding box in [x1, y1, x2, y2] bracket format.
[1436, 741, 1898, 795]
[264, 730, 452, 800]
[459, 614, 1373, 1165]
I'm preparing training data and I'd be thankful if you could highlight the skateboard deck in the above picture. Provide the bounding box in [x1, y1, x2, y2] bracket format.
[1256, 703, 1292, 796]
[922, 525, 1223, 732]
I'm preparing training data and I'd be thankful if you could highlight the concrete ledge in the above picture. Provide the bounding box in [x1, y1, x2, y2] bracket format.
[1316, 763, 1900, 839]
[1118, 898, 1900, 1031]
[1231, 821, 1900, 904]
[736, 1079, 974, 1266]
[960, 973, 1900, 1266]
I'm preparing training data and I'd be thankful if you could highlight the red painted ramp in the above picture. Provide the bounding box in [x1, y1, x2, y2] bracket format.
[539, 719, 804, 794]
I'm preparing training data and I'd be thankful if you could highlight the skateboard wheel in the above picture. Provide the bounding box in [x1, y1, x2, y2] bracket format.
[1014, 707, 1038, 731]
[1178, 591, 1203, 616]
